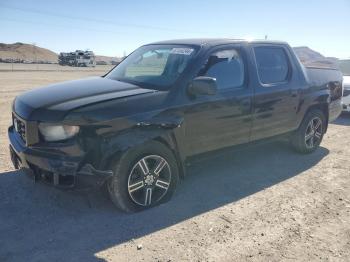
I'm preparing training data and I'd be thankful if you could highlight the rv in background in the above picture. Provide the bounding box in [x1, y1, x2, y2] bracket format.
[58, 50, 96, 67]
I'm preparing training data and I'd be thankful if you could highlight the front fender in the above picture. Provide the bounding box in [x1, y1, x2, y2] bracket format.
[98, 122, 187, 178]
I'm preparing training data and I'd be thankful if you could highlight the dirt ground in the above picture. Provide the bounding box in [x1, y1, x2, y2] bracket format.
[0, 64, 349, 262]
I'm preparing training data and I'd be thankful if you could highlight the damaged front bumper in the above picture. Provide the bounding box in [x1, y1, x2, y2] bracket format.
[8, 126, 113, 189]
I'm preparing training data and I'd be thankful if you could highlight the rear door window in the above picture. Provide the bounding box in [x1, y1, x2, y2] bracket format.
[254, 46, 290, 84]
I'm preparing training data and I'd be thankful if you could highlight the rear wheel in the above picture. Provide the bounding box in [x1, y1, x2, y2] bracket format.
[290, 109, 326, 153]
[108, 141, 179, 212]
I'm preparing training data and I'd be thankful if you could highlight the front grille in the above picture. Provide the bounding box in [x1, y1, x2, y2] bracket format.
[13, 114, 26, 143]
[343, 88, 350, 97]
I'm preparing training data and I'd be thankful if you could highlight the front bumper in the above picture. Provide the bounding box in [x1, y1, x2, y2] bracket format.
[8, 126, 112, 188]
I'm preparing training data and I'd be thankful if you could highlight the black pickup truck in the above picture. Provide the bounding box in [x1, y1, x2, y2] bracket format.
[9, 39, 343, 212]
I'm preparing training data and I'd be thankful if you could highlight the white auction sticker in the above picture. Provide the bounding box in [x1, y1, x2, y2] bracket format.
[171, 48, 194, 55]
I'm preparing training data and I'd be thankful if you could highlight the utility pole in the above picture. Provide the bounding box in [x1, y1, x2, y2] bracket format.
[33, 42, 38, 70]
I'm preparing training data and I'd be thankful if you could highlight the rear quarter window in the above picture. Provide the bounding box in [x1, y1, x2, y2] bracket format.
[254, 46, 290, 84]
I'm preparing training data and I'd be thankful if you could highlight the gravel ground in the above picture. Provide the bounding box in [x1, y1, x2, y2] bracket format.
[0, 66, 349, 262]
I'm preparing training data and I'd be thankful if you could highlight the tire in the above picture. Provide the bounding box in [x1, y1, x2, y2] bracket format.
[290, 109, 326, 154]
[107, 140, 179, 213]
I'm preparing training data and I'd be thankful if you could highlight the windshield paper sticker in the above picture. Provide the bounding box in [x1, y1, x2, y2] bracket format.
[171, 48, 194, 55]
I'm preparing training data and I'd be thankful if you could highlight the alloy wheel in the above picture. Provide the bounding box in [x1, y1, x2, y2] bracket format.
[305, 117, 323, 149]
[127, 155, 171, 206]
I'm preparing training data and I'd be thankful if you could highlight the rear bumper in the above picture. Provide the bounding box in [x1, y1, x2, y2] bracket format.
[8, 126, 112, 188]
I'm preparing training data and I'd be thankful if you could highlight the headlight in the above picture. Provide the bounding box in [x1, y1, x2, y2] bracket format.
[38, 123, 80, 142]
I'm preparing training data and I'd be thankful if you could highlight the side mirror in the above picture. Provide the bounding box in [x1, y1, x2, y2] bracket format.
[188, 76, 217, 96]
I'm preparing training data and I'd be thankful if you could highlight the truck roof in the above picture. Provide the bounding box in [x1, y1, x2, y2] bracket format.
[148, 38, 288, 47]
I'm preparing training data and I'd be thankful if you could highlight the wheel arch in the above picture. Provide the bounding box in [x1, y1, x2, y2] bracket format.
[304, 103, 329, 133]
[153, 135, 186, 179]
[98, 127, 186, 178]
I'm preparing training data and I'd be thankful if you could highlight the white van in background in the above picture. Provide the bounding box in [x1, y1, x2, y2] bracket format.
[342, 76, 350, 112]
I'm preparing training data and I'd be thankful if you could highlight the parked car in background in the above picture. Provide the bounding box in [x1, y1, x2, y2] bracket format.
[339, 59, 350, 112]
[342, 76, 350, 112]
[9, 39, 343, 212]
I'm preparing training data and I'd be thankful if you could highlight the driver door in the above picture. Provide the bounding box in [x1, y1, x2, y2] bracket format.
[184, 46, 253, 155]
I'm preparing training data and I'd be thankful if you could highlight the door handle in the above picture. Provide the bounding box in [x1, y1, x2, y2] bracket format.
[291, 90, 298, 97]
[240, 98, 251, 111]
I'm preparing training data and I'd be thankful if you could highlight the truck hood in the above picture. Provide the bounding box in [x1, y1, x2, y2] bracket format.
[14, 77, 157, 121]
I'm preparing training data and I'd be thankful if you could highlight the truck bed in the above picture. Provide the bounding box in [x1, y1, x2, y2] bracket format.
[304, 66, 343, 121]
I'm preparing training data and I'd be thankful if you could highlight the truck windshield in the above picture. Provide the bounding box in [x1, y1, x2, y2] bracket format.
[106, 45, 197, 89]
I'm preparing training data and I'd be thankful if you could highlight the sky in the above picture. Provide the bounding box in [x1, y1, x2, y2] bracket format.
[0, 0, 349, 58]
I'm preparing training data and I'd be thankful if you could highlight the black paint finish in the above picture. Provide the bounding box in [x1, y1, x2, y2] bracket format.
[8, 39, 343, 183]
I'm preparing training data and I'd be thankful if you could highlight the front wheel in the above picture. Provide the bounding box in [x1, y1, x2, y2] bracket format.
[108, 141, 179, 212]
[290, 109, 326, 153]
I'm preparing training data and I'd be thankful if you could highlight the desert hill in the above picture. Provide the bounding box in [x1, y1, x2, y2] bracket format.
[95, 55, 122, 65]
[0, 42, 58, 63]
[0, 43, 121, 65]
[293, 46, 338, 69]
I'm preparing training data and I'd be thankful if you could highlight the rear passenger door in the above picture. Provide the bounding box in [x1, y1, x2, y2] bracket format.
[251, 45, 300, 141]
